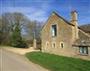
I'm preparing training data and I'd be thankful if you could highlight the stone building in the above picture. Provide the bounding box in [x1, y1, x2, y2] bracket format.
[41, 11, 90, 60]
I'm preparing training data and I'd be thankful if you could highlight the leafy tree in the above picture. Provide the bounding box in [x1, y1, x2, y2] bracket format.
[10, 23, 27, 48]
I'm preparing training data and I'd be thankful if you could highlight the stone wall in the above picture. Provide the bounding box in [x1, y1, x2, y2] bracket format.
[41, 13, 75, 56]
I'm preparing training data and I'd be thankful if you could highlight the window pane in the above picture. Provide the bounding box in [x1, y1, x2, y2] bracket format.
[79, 47, 83, 53]
[84, 47, 88, 54]
[61, 43, 63, 48]
[82, 47, 84, 53]
[79, 47, 88, 54]
[52, 42, 56, 48]
[52, 25, 57, 37]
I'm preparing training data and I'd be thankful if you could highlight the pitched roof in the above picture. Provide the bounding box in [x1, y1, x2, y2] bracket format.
[79, 24, 90, 35]
[74, 29, 90, 47]
[41, 11, 90, 47]
[41, 11, 74, 32]
[52, 12, 74, 26]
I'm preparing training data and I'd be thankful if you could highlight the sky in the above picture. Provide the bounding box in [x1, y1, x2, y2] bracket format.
[0, 0, 90, 25]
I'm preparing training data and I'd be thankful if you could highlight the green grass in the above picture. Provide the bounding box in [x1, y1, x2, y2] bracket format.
[25, 52, 90, 71]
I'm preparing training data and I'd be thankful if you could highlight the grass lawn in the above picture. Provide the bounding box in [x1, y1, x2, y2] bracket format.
[25, 52, 90, 71]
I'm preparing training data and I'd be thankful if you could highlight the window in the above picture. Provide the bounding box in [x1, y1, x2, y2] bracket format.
[52, 42, 56, 48]
[61, 43, 64, 48]
[51, 25, 57, 37]
[60, 42, 64, 48]
[79, 46, 88, 54]
[46, 41, 49, 47]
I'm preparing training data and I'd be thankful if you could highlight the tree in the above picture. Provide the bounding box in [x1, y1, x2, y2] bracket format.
[22, 20, 43, 49]
[0, 12, 28, 45]
[10, 23, 27, 48]
[23, 20, 42, 41]
[0, 12, 43, 48]
[0, 17, 3, 44]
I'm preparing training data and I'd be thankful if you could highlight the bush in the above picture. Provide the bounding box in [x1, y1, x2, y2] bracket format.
[17, 41, 28, 48]
[11, 39, 28, 48]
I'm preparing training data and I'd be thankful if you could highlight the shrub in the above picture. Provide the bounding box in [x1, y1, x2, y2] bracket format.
[10, 23, 28, 48]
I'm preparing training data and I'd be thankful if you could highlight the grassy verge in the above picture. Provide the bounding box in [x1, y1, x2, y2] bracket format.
[25, 52, 90, 71]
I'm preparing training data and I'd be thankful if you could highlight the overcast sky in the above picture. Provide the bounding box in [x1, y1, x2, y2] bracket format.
[0, 0, 90, 25]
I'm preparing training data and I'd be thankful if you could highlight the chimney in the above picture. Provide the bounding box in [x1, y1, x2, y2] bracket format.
[71, 10, 79, 40]
[71, 10, 78, 25]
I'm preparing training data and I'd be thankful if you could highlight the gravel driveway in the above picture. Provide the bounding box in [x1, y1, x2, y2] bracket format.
[0, 48, 49, 71]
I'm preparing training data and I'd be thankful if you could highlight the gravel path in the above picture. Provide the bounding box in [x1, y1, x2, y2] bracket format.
[0, 48, 49, 71]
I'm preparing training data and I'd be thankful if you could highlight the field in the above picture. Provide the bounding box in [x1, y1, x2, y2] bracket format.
[25, 52, 90, 71]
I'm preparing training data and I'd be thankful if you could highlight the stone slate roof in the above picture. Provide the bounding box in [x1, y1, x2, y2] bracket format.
[74, 29, 90, 47]
[41, 11, 74, 32]
[52, 11, 74, 26]
[79, 24, 90, 35]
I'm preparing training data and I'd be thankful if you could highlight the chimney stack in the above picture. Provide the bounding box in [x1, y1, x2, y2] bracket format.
[71, 10, 79, 40]
[71, 10, 78, 25]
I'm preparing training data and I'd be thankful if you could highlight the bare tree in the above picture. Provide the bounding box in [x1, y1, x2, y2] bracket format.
[0, 12, 28, 45]
[0, 12, 43, 47]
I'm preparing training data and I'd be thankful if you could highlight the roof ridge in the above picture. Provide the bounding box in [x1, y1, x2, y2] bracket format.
[41, 11, 74, 32]
[52, 11, 74, 26]
[79, 29, 90, 38]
